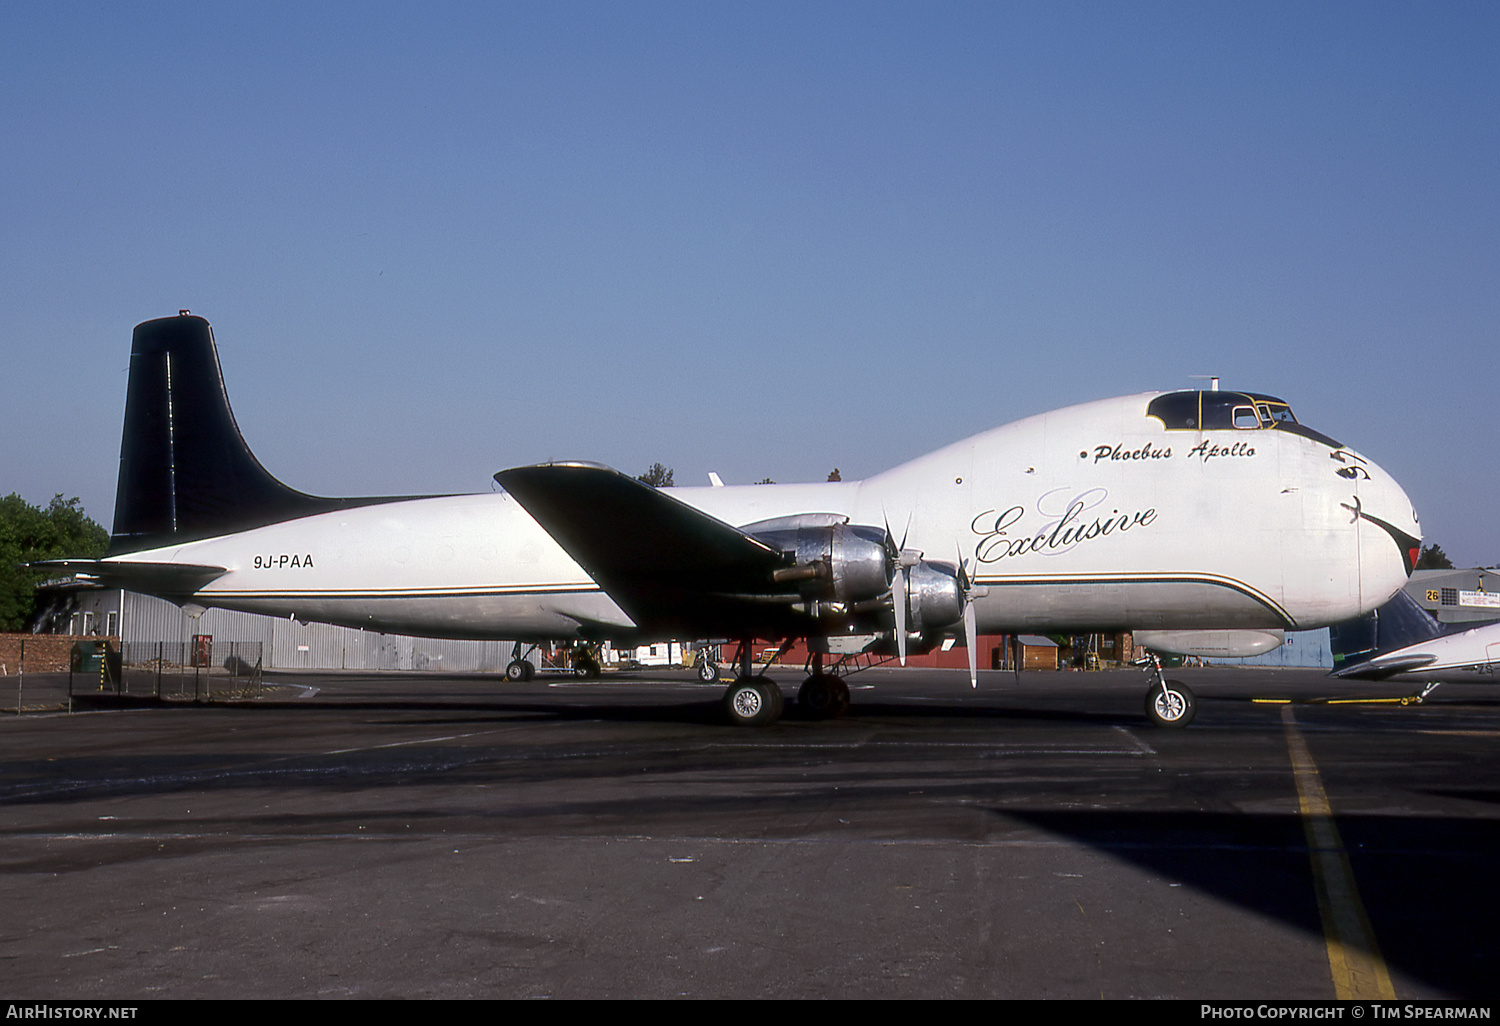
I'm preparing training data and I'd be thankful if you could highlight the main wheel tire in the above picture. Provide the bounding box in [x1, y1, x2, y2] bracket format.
[505, 660, 528, 682]
[723, 676, 783, 727]
[798, 674, 850, 719]
[1145, 679, 1196, 727]
[574, 657, 601, 679]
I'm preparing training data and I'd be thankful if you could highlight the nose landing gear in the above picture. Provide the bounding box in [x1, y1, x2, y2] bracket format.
[694, 646, 721, 682]
[1137, 653, 1197, 728]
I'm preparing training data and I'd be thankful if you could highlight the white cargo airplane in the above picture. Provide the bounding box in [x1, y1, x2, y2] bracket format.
[1330, 589, 1500, 696]
[42, 313, 1422, 727]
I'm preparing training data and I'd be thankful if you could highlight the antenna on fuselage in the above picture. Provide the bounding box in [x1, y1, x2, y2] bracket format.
[1188, 374, 1220, 391]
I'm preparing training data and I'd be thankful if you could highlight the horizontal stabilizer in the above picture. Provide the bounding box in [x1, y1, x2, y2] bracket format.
[29, 559, 228, 596]
[494, 462, 789, 635]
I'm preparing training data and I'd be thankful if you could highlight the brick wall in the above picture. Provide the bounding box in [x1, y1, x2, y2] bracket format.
[0, 634, 120, 674]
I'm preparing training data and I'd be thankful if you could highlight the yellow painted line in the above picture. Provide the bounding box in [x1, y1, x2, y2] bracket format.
[1416, 729, 1500, 738]
[1254, 697, 1415, 706]
[1281, 706, 1396, 1000]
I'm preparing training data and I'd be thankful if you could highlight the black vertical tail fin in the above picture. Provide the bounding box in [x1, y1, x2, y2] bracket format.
[1329, 588, 1445, 670]
[108, 314, 383, 555]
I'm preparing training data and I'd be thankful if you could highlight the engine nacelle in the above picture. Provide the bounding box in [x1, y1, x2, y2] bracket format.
[904, 560, 964, 635]
[748, 521, 890, 605]
[743, 518, 967, 637]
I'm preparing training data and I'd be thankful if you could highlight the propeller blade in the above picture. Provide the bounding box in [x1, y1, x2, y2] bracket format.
[952, 547, 978, 687]
[882, 516, 900, 581]
[892, 565, 907, 665]
[964, 601, 977, 688]
[883, 512, 913, 560]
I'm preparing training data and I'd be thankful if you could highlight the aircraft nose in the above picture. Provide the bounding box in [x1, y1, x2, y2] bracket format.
[1352, 456, 1421, 609]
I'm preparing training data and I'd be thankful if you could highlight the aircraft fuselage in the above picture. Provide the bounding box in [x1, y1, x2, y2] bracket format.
[108, 392, 1418, 643]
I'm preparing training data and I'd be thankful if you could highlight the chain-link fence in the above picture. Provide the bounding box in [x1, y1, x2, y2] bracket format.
[81, 640, 264, 701]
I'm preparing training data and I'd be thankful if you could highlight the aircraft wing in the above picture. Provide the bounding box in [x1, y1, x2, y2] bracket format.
[494, 462, 792, 637]
[28, 559, 229, 597]
[1330, 652, 1438, 680]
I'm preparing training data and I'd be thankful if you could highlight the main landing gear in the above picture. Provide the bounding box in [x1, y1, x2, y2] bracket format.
[798, 651, 849, 719]
[721, 675, 784, 727]
[720, 639, 790, 727]
[797, 674, 850, 719]
[505, 642, 536, 681]
[1137, 653, 1196, 728]
[503, 642, 600, 680]
[570, 644, 602, 679]
[719, 644, 853, 726]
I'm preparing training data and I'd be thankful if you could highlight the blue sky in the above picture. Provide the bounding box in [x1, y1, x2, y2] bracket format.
[4, 2, 1497, 565]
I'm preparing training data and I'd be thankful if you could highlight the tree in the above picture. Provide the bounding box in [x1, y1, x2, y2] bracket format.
[755, 477, 775, 485]
[827, 468, 842, 482]
[636, 463, 674, 488]
[1415, 543, 1455, 570]
[0, 494, 109, 631]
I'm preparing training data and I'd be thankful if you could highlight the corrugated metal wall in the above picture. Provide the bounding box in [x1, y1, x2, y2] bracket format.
[116, 592, 518, 672]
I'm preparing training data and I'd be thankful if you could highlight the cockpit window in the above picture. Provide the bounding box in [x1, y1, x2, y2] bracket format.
[1143, 391, 1201, 429]
[1198, 394, 1243, 429]
[1145, 390, 1342, 448]
[1257, 403, 1297, 426]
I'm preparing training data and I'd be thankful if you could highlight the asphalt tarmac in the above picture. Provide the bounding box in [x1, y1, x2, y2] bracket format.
[1, 665, 1497, 999]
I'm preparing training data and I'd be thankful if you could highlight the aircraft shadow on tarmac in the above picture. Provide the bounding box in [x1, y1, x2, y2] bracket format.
[1004, 808, 1499, 1000]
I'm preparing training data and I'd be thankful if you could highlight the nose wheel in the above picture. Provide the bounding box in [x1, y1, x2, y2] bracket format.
[1145, 680, 1195, 727]
[695, 649, 721, 682]
[1137, 654, 1196, 728]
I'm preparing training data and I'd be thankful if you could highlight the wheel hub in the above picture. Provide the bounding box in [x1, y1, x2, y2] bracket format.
[733, 687, 763, 717]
